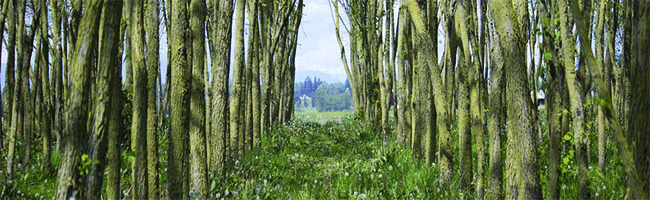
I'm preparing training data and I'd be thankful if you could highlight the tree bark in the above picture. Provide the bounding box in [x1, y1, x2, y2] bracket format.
[189, 0, 208, 197]
[55, 0, 102, 198]
[145, 0, 160, 198]
[169, 0, 191, 198]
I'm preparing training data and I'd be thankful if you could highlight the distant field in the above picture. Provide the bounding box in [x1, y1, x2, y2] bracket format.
[294, 111, 351, 123]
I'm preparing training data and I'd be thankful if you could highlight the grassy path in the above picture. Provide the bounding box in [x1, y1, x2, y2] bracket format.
[218, 116, 461, 199]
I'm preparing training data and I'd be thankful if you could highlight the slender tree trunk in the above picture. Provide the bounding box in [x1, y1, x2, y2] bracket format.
[252, 1, 262, 147]
[455, 1, 472, 188]
[6, 0, 26, 179]
[0, 0, 8, 150]
[189, 0, 208, 197]
[130, 0, 149, 198]
[37, 0, 53, 172]
[209, 0, 233, 178]
[51, 0, 64, 153]
[2, 0, 15, 151]
[145, 0, 160, 198]
[106, 2, 128, 199]
[85, 1, 123, 198]
[396, 6, 410, 146]
[169, 0, 191, 198]
[230, 0, 245, 162]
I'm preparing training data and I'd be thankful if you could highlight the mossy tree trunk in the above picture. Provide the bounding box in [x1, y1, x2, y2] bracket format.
[145, 0, 160, 198]
[55, 0, 102, 198]
[169, 0, 191, 198]
[85, 1, 122, 198]
[489, 0, 542, 198]
[130, 0, 149, 198]
[406, 0, 452, 182]
[189, 0, 208, 197]
[209, 0, 233, 178]
[2, 0, 16, 151]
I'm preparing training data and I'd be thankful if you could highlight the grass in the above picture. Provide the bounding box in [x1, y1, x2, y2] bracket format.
[294, 109, 351, 124]
[216, 116, 464, 199]
[0, 110, 628, 199]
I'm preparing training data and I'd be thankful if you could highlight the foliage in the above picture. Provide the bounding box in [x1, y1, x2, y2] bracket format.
[294, 77, 353, 112]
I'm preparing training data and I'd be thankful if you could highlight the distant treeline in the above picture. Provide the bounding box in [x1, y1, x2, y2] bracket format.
[294, 76, 352, 112]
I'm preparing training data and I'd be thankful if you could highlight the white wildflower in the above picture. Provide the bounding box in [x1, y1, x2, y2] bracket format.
[359, 193, 367, 199]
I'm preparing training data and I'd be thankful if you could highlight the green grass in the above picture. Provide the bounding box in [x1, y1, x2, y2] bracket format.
[216, 116, 464, 199]
[0, 110, 628, 199]
[294, 110, 351, 124]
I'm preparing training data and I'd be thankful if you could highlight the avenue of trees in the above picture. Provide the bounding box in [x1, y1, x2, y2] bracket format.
[332, 0, 649, 199]
[0, 0, 648, 199]
[0, 0, 303, 199]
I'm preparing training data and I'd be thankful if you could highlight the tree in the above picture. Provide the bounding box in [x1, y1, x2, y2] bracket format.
[190, 0, 208, 197]
[3, 0, 15, 151]
[169, 0, 191, 198]
[230, 0, 245, 161]
[130, 0, 149, 198]
[37, 0, 53, 172]
[406, 0, 453, 182]
[490, 0, 542, 198]
[6, 0, 27, 179]
[209, 0, 233, 179]
[145, 0, 161, 197]
[55, 0, 103, 198]
[629, 0, 650, 196]
[85, 1, 123, 198]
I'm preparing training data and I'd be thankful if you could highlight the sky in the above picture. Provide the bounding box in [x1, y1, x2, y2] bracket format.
[0, 0, 349, 90]
[295, 0, 348, 82]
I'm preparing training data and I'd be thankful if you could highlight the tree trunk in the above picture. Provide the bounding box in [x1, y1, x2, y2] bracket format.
[230, 0, 245, 162]
[406, 0, 451, 182]
[3, 0, 15, 150]
[55, 0, 102, 198]
[209, 0, 233, 178]
[6, 0, 26, 179]
[130, 0, 149, 198]
[490, 0, 542, 198]
[145, 0, 160, 198]
[189, 0, 208, 197]
[85, 1, 123, 198]
[51, 0, 64, 153]
[169, 0, 191, 198]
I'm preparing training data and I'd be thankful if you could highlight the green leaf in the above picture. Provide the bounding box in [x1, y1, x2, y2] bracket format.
[562, 109, 570, 116]
[563, 134, 571, 141]
[563, 157, 570, 165]
[544, 52, 553, 61]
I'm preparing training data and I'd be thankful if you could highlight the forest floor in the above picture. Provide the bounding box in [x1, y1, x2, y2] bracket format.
[0, 113, 627, 199]
[218, 116, 456, 199]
